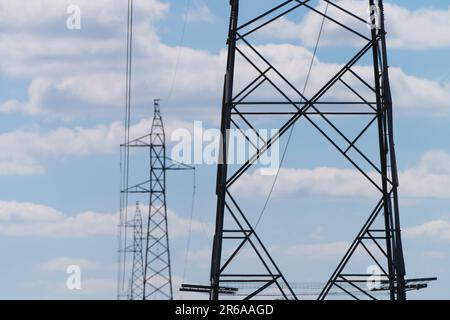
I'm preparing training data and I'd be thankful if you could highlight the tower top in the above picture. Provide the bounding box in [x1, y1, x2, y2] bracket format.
[154, 99, 161, 115]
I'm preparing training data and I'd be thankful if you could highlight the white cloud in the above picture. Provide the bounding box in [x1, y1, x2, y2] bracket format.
[271, 240, 381, 260]
[423, 251, 447, 259]
[0, 200, 210, 239]
[0, 0, 447, 120]
[233, 150, 450, 200]
[0, 117, 194, 176]
[233, 44, 450, 115]
[185, 248, 212, 266]
[0, 0, 223, 119]
[404, 219, 450, 241]
[259, 0, 450, 49]
[271, 241, 351, 260]
[233, 166, 376, 198]
[53, 277, 117, 296]
[184, 0, 216, 23]
[0, 0, 168, 30]
[0, 201, 62, 221]
[0, 100, 20, 113]
[0, 121, 124, 175]
[76, 278, 117, 295]
[399, 150, 450, 199]
[39, 257, 98, 272]
[0, 162, 44, 176]
[186, 241, 372, 266]
[168, 211, 214, 238]
[384, 3, 450, 49]
[0, 208, 117, 238]
[309, 225, 325, 241]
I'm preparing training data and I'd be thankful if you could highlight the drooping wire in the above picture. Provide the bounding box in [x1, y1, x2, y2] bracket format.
[254, 3, 330, 230]
[181, 169, 197, 298]
[118, 0, 134, 298]
[166, 0, 192, 105]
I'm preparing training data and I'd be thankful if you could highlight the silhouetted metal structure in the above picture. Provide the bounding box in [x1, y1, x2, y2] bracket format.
[209, 0, 424, 300]
[143, 99, 173, 299]
[128, 202, 144, 299]
[119, 100, 194, 300]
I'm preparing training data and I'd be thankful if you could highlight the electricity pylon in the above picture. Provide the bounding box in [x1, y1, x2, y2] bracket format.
[209, 0, 432, 300]
[128, 202, 144, 300]
[119, 100, 194, 300]
[142, 99, 173, 299]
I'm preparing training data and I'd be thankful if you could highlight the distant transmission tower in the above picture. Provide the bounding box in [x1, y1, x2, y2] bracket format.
[128, 202, 144, 300]
[208, 0, 434, 300]
[143, 99, 173, 299]
[119, 100, 194, 300]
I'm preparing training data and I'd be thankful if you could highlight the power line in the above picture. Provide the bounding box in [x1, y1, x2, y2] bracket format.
[181, 170, 197, 298]
[118, 0, 134, 298]
[166, 0, 192, 105]
[254, 3, 330, 229]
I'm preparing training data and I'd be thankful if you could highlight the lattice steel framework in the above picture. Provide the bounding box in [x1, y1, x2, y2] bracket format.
[210, 0, 409, 300]
[143, 99, 173, 299]
[128, 202, 144, 299]
[119, 100, 194, 300]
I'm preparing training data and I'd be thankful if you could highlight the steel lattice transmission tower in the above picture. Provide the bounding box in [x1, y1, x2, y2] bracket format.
[143, 99, 173, 300]
[128, 201, 144, 300]
[208, 0, 426, 300]
[119, 100, 194, 300]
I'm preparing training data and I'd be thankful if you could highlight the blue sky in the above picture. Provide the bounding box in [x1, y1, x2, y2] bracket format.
[0, 0, 449, 299]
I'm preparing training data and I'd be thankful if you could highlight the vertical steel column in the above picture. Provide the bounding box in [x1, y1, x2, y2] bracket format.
[210, 0, 240, 301]
[369, 0, 396, 300]
[377, 0, 406, 299]
[369, 0, 406, 300]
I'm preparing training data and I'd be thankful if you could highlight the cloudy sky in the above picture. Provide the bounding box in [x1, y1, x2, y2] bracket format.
[0, 0, 449, 299]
